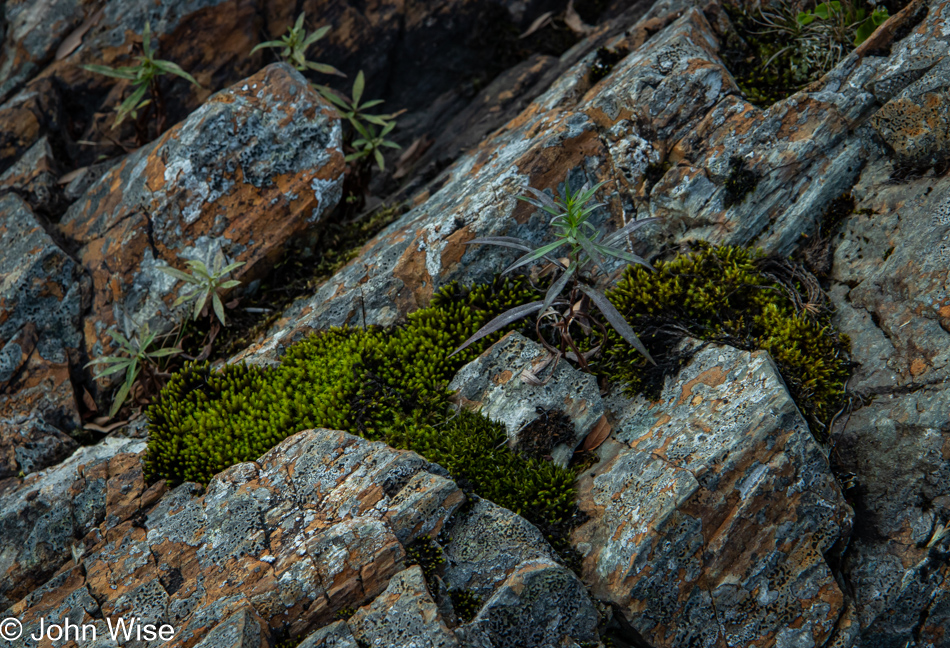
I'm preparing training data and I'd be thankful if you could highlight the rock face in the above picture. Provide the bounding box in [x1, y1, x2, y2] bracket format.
[573, 341, 854, 647]
[0, 194, 86, 478]
[2, 0, 950, 644]
[58, 62, 345, 357]
[449, 332, 605, 466]
[5, 428, 600, 648]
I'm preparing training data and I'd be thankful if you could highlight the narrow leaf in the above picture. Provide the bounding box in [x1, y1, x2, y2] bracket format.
[352, 70, 365, 104]
[578, 284, 655, 365]
[212, 293, 226, 325]
[602, 217, 663, 245]
[464, 236, 533, 252]
[542, 266, 574, 313]
[448, 302, 544, 357]
[502, 240, 564, 274]
[153, 59, 201, 86]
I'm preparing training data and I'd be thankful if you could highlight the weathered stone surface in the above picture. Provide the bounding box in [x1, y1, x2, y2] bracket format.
[0, 136, 60, 214]
[0, 194, 84, 365]
[58, 63, 344, 360]
[455, 558, 601, 648]
[572, 341, 853, 647]
[449, 332, 604, 466]
[297, 620, 359, 648]
[0, 194, 85, 477]
[8, 429, 463, 646]
[348, 565, 458, 648]
[0, 0, 92, 102]
[193, 606, 273, 648]
[0, 436, 148, 610]
[826, 137, 950, 642]
[441, 497, 557, 602]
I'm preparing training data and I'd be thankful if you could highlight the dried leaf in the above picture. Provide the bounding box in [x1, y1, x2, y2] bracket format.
[58, 166, 88, 185]
[580, 415, 611, 452]
[564, 0, 593, 35]
[83, 419, 129, 434]
[520, 11, 554, 38]
[55, 8, 104, 61]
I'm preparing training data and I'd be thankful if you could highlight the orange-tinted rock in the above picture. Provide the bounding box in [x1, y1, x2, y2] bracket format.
[572, 341, 853, 647]
[57, 63, 344, 358]
[0, 136, 61, 214]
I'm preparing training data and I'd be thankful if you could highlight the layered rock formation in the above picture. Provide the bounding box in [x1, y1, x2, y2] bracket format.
[1, 0, 948, 646]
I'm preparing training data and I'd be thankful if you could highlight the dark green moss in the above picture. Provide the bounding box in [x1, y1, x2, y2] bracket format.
[592, 243, 851, 437]
[450, 589, 483, 623]
[589, 46, 630, 83]
[147, 276, 577, 530]
[405, 535, 445, 579]
[722, 155, 759, 208]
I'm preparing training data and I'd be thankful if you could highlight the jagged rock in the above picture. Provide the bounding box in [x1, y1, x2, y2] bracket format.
[0, 436, 148, 610]
[448, 332, 605, 466]
[0, 136, 60, 214]
[57, 63, 344, 362]
[193, 606, 273, 648]
[0, 194, 86, 477]
[0, 194, 84, 366]
[297, 620, 359, 648]
[455, 558, 601, 648]
[441, 498, 557, 602]
[348, 565, 459, 648]
[572, 341, 853, 648]
[8, 429, 463, 645]
[825, 121, 950, 640]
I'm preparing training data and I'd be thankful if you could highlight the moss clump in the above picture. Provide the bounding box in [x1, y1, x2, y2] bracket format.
[147, 276, 576, 530]
[589, 46, 629, 82]
[722, 156, 759, 208]
[594, 243, 851, 436]
[405, 535, 445, 579]
[450, 589, 483, 623]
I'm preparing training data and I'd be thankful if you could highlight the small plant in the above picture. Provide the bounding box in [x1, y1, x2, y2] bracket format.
[317, 71, 402, 171]
[252, 12, 344, 77]
[450, 172, 661, 371]
[85, 322, 181, 418]
[83, 21, 201, 139]
[797, 1, 889, 46]
[159, 251, 245, 326]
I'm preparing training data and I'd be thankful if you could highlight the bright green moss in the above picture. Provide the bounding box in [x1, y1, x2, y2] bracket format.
[595, 243, 850, 435]
[147, 276, 576, 529]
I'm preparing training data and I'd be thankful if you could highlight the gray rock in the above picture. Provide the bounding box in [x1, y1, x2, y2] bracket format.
[297, 621, 360, 648]
[448, 332, 605, 466]
[192, 607, 272, 648]
[442, 498, 557, 602]
[348, 565, 459, 648]
[573, 341, 853, 648]
[455, 558, 601, 648]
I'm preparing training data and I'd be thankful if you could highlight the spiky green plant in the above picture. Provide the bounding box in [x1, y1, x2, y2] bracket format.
[451, 171, 661, 370]
[83, 21, 201, 132]
[159, 251, 245, 326]
[86, 322, 181, 418]
[252, 12, 345, 77]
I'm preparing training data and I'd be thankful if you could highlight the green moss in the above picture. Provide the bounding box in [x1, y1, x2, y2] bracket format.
[589, 46, 630, 83]
[450, 589, 483, 623]
[593, 243, 851, 436]
[405, 535, 445, 579]
[147, 276, 576, 530]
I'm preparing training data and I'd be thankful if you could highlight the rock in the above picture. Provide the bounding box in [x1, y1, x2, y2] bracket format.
[0, 0, 266, 173]
[455, 558, 601, 648]
[826, 142, 950, 640]
[0, 77, 64, 175]
[572, 341, 853, 648]
[0, 0, 91, 102]
[0, 194, 86, 477]
[441, 498, 557, 602]
[448, 332, 605, 466]
[0, 194, 84, 367]
[0, 136, 60, 214]
[297, 621, 360, 648]
[8, 429, 463, 645]
[57, 63, 344, 360]
[0, 435, 148, 609]
[192, 606, 273, 648]
[348, 565, 459, 648]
